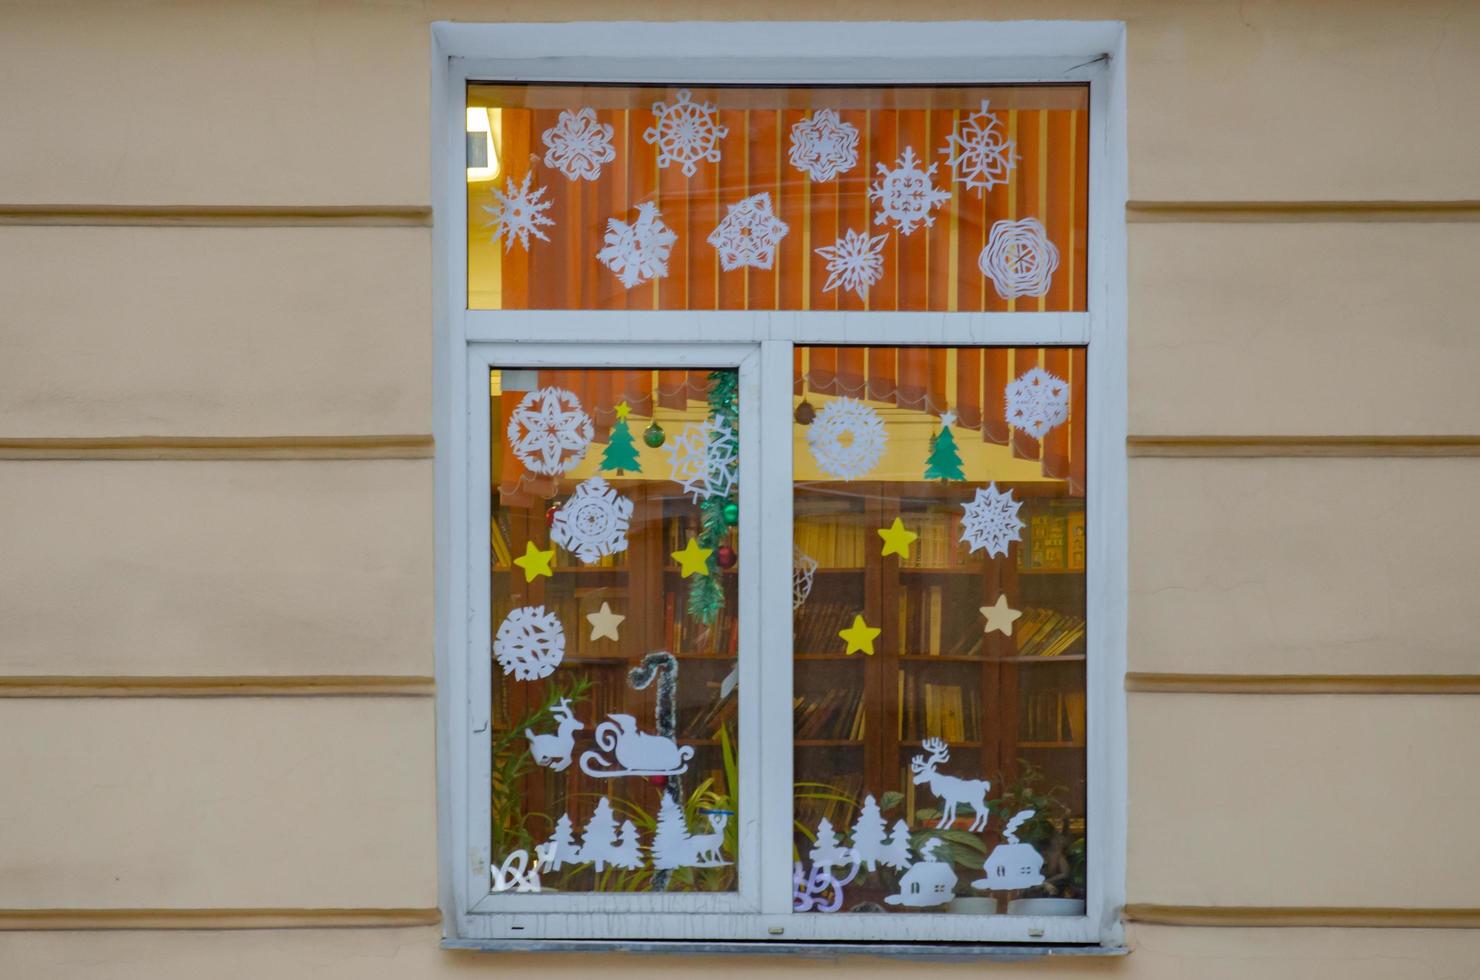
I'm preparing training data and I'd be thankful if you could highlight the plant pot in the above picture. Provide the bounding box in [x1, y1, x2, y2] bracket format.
[1006, 897, 1086, 917]
[945, 896, 997, 915]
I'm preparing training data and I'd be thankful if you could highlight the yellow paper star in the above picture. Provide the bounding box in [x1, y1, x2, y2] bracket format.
[877, 517, 919, 559]
[980, 594, 1023, 637]
[512, 541, 555, 582]
[839, 614, 881, 656]
[615, 401, 631, 419]
[671, 537, 713, 578]
[587, 601, 625, 642]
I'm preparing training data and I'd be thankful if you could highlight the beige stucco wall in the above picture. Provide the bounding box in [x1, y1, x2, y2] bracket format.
[2, 1, 1477, 976]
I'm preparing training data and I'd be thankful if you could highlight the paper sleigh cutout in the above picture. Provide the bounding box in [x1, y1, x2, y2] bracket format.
[578, 713, 694, 778]
[972, 809, 1047, 892]
[525, 697, 585, 772]
[910, 737, 991, 832]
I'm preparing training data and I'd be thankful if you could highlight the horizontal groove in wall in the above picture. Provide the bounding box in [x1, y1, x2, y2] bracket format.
[0, 676, 435, 698]
[0, 435, 434, 461]
[0, 908, 442, 931]
[1123, 904, 1480, 929]
[1127, 435, 1480, 458]
[0, 205, 432, 228]
[1126, 200, 1480, 223]
[1126, 673, 1480, 695]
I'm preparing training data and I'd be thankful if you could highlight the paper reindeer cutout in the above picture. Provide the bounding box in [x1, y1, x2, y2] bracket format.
[883, 838, 958, 908]
[651, 796, 731, 869]
[579, 713, 694, 778]
[972, 809, 1047, 892]
[525, 697, 584, 772]
[910, 738, 991, 832]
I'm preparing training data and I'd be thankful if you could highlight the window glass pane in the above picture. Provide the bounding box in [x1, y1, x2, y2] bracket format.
[791, 347, 1086, 916]
[467, 84, 1088, 312]
[489, 367, 740, 893]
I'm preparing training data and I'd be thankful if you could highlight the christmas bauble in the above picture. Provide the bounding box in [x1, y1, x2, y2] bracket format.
[715, 544, 737, 569]
[545, 505, 559, 528]
[646, 775, 668, 788]
[722, 501, 739, 526]
[794, 400, 817, 425]
[643, 421, 666, 448]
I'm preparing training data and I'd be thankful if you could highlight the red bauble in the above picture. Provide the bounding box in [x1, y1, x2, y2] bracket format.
[647, 775, 668, 788]
[545, 505, 560, 528]
[715, 543, 737, 569]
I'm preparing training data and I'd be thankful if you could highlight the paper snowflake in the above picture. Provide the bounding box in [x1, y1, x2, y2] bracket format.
[788, 108, 860, 182]
[597, 203, 678, 289]
[481, 172, 554, 252]
[806, 398, 887, 481]
[550, 476, 634, 564]
[707, 192, 789, 271]
[939, 100, 1016, 195]
[1004, 366, 1070, 440]
[505, 386, 594, 476]
[979, 218, 1060, 300]
[663, 416, 738, 503]
[870, 146, 952, 236]
[960, 483, 1025, 558]
[643, 89, 728, 177]
[494, 605, 566, 681]
[793, 546, 818, 611]
[541, 107, 616, 182]
[815, 228, 888, 301]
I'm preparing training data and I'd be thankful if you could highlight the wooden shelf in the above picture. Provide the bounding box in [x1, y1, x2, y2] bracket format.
[794, 739, 865, 747]
[1018, 741, 1085, 749]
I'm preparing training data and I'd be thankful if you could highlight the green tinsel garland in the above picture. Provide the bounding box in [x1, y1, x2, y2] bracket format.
[688, 369, 738, 625]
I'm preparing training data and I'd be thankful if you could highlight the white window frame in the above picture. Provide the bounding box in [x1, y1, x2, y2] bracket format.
[432, 20, 1128, 952]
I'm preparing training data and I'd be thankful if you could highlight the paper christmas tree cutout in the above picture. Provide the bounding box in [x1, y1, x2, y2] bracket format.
[541, 813, 579, 871]
[611, 819, 644, 871]
[808, 817, 851, 869]
[881, 819, 915, 871]
[924, 411, 965, 481]
[849, 795, 889, 872]
[577, 798, 622, 872]
[651, 794, 691, 870]
[599, 401, 643, 474]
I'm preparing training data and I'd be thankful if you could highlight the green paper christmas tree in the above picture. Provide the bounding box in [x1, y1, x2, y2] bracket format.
[600, 401, 643, 474]
[924, 411, 965, 481]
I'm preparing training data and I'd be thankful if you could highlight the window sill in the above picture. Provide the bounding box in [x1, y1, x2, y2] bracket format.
[442, 939, 1129, 960]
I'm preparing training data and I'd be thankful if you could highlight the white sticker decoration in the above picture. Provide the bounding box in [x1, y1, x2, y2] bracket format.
[806, 397, 887, 481]
[707, 192, 790, 271]
[959, 482, 1025, 559]
[979, 217, 1060, 300]
[808, 817, 853, 869]
[597, 202, 679, 290]
[576, 798, 628, 872]
[550, 475, 633, 563]
[481, 172, 555, 252]
[870, 146, 952, 236]
[611, 818, 645, 871]
[792, 545, 818, 611]
[540, 813, 580, 871]
[490, 848, 544, 892]
[883, 838, 959, 908]
[973, 809, 1047, 892]
[939, 99, 1017, 195]
[910, 737, 992, 832]
[494, 605, 566, 681]
[541, 107, 617, 182]
[579, 713, 695, 778]
[882, 819, 916, 871]
[524, 697, 585, 771]
[663, 416, 738, 503]
[793, 854, 861, 913]
[644, 89, 728, 176]
[505, 386, 594, 476]
[815, 228, 888, 301]
[849, 794, 890, 872]
[1004, 366, 1071, 440]
[788, 108, 860, 182]
[586, 601, 625, 643]
[651, 796, 731, 869]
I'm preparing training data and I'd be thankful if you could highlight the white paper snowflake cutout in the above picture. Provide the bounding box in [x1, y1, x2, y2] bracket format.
[541, 108, 617, 182]
[870, 146, 952, 236]
[707, 192, 789, 271]
[979, 217, 1060, 300]
[643, 89, 728, 177]
[494, 605, 566, 681]
[1005, 366, 1070, 440]
[788, 109, 860, 182]
[815, 228, 888, 302]
[597, 202, 678, 289]
[505, 386, 594, 476]
[481, 172, 554, 252]
[663, 416, 738, 503]
[550, 476, 634, 564]
[940, 100, 1017, 195]
[793, 546, 818, 611]
[960, 483, 1025, 558]
[806, 398, 887, 481]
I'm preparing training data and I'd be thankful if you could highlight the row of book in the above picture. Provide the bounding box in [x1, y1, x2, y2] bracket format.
[679, 685, 737, 739]
[1021, 689, 1087, 745]
[1018, 509, 1086, 572]
[793, 517, 868, 568]
[897, 583, 983, 657]
[794, 686, 867, 741]
[897, 673, 981, 742]
[894, 512, 972, 568]
[662, 590, 739, 656]
[1014, 608, 1086, 658]
[792, 600, 869, 655]
[490, 517, 623, 569]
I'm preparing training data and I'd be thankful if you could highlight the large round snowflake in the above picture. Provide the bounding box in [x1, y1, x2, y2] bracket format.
[551, 475, 633, 564]
[707, 192, 789, 271]
[793, 546, 818, 611]
[481, 172, 554, 252]
[788, 108, 860, 182]
[1004, 367, 1070, 440]
[815, 228, 888, 302]
[664, 416, 738, 503]
[979, 218, 1060, 300]
[939, 100, 1016, 195]
[960, 483, 1025, 558]
[870, 146, 951, 236]
[643, 89, 728, 177]
[597, 202, 678, 289]
[494, 605, 566, 681]
[806, 398, 887, 481]
[506, 386, 593, 476]
[541, 107, 616, 181]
